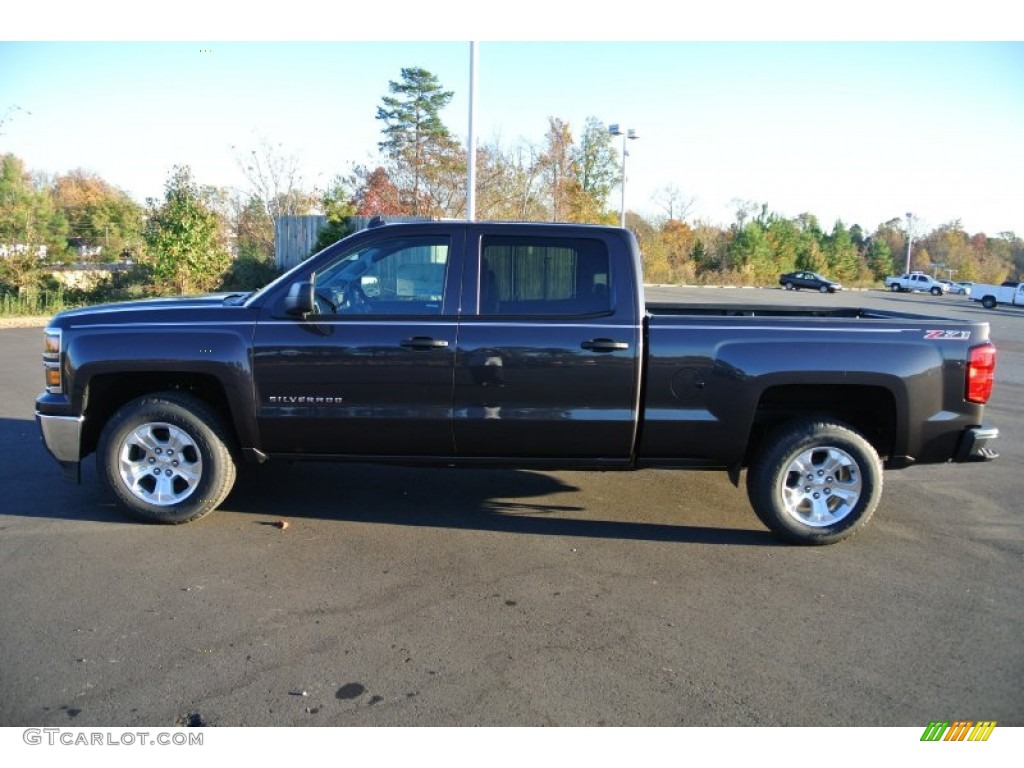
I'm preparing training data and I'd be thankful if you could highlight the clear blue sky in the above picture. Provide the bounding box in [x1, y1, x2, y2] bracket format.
[3, 5, 1023, 236]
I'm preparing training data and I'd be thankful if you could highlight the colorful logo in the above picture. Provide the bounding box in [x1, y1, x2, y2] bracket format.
[920, 721, 997, 742]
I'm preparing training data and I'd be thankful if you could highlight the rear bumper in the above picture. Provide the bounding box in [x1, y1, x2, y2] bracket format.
[953, 425, 999, 463]
[36, 412, 84, 482]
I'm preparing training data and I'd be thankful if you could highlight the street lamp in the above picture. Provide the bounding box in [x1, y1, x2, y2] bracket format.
[609, 124, 639, 228]
[905, 212, 914, 273]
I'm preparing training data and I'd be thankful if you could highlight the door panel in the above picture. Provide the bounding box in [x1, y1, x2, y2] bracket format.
[453, 232, 640, 459]
[253, 233, 459, 456]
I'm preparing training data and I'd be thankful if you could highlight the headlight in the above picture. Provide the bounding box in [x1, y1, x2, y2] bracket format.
[43, 328, 62, 393]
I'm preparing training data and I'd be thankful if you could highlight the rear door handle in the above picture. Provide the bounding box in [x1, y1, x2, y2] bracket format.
[581, 338, 630, 352]
[401, 337, 450, 350]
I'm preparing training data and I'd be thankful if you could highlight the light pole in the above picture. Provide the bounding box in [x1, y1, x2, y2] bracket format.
[467, 42, 478, 222]
[904, 212, 914, 273]
[609, 124, 638, 228]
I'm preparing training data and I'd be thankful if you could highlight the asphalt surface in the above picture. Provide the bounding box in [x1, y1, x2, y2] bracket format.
[0, 288, 1021, 727]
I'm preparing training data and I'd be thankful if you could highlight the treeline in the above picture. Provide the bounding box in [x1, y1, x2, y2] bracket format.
[2, 66, 1022, 306]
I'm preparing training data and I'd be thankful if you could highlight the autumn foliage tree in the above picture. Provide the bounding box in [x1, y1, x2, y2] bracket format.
[352, 166, 405, 216]
[52, 169, 143, 260]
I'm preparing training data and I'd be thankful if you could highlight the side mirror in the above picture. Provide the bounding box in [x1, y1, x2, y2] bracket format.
[284, 281, 315, 316]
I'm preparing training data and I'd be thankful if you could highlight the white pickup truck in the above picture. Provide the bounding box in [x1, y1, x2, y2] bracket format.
[884, 272, 945, 295]
[971, 281, 1024, 309]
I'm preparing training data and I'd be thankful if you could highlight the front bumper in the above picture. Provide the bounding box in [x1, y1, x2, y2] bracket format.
[36, 412, 84, 482]
[953, 425, 1000, 463]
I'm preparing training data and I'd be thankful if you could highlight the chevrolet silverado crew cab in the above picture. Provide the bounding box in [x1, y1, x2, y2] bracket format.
[36, 221, 999, 545]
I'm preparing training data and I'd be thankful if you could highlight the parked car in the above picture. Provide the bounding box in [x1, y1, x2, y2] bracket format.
[940, 280, 968, 295]
[779, 271, 843, 293]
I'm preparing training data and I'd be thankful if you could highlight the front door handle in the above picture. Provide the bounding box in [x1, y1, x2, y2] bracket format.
[581, 338, 630, 352]
[401, 337, 450, 350]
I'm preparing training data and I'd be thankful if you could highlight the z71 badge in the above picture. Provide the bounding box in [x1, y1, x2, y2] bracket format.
[924, 330, 971, 340]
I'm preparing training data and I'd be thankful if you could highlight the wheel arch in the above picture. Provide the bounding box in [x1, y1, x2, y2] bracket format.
[743, 383, 897, 469]
[81, 372, 240, 459]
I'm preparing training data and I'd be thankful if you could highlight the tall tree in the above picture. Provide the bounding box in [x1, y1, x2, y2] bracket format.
[727, 221, 774, 282]
[661, 218, 698, 282]
[0, 153, 68, 259]
[794, 225, 828, 273]
[864, 237, 893, 281]
[731, 199, 760, 231]
[232, 138, 318, 264]
[233, 195, 273, 262]
[920, 221, 977, 281]
[691, 220, 728, 277]
[569, 116, 618, 222]
[653, 184, 695, 223]
[538, 117, 577, 221]
[52, 169, 143, 260]
[824, 220, 860, 282]
[144, 166, 232, 295]
[766, 216, 801, 274]
[873, 218, 908, 275]
[474, 140, 545, 221]
[376, 67, 459, 216]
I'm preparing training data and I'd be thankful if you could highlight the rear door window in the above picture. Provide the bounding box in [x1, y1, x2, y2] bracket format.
[479, 236, 611, 316]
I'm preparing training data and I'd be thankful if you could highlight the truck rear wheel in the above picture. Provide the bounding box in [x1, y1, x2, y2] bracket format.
[97, 392, 237, 524]
[746, 419, 882, 545]
[981, 295, 997, 309]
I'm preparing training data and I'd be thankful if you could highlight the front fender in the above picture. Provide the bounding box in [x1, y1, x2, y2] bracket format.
[66, 327, 259, 455]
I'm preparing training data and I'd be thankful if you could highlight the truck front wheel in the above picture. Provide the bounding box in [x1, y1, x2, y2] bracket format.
[889, 284, 901, 292]
[746, 420, 882, 545]
[98, 392, 237, 524]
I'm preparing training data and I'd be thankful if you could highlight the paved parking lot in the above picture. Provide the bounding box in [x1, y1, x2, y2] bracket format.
[1, 288, 1021, 727]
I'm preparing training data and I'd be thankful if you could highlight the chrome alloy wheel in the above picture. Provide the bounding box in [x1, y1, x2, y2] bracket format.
[778, 446, 862, 527]
[117, 422, 203, 506]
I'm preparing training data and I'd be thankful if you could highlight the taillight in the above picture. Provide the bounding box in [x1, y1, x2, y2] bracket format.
[966, 343, 996, 404]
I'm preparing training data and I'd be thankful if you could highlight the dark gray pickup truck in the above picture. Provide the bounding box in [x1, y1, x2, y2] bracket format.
[36, 221, 999, 544]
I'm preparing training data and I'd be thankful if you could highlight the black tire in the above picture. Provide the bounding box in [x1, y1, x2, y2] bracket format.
[889, 284, 901, 292]
[981, 295, 997, 309]
[819, 285, 828, 293]
[930, 286, 942, 296]
[97, 392, 237, 524]
[746, 419, 883, 545]
[784, 282, 795, 291]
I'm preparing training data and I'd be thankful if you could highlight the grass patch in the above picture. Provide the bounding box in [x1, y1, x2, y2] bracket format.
[0, 288, 84, 317]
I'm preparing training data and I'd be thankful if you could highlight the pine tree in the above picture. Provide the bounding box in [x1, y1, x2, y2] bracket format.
[375, 67, 459, 216]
